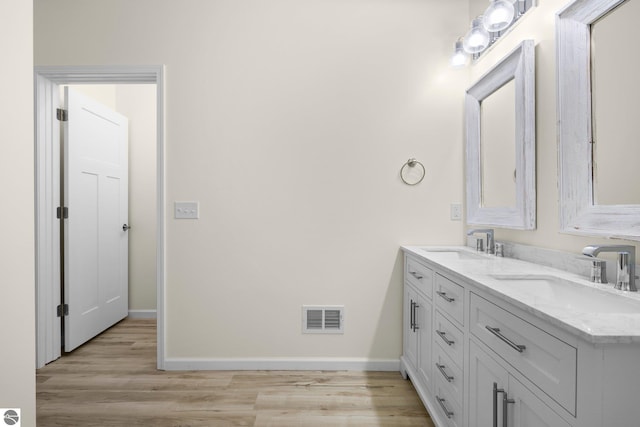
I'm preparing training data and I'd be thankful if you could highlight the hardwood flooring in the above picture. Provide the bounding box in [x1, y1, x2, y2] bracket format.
[37, 318, 434, 426]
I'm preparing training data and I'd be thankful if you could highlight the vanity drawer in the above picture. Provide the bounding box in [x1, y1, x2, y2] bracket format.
[469, 292, 577, 414]
[433, 340, 463, 406]
[435, 274, 464, 325]
[433, 373, 463, 427]
[405, 255, 434, 298]
[434, 310, 464, 369]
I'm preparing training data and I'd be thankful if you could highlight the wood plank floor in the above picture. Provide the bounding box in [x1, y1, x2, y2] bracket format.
[37, 318, 434, 427]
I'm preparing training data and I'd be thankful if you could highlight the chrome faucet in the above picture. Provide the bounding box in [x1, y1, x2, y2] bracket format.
[467, 229, 494, 254]
[582, 245, 637, 292]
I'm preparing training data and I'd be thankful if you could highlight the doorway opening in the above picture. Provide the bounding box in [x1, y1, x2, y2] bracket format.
[34, 66, 166, 369]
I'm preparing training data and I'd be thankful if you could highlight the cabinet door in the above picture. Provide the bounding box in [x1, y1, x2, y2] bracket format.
[507, 376, 571, 427]
[415, 293, 432, 387]
[468, 341, 508, 427]
[404, 285, 419, 370]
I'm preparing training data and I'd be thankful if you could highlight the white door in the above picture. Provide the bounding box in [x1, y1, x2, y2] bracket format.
[404, 285, 419, 370]
[415, 293, 432, 388]
[63, 87, 129, 352]
[468, 340, 509, 427]
[508, 376, 571, 427]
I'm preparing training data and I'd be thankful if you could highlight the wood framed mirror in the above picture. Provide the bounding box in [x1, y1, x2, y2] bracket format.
[466, 40, 536, 229]
[557, 0, 640, 240]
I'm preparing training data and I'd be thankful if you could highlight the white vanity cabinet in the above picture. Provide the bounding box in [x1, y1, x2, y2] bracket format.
[403, 254, 434, 390]
[401, 247, 640, 427]
[469, 292, 576, 415]
[468, 340, 571, 427]
[402, 254, 467, 427]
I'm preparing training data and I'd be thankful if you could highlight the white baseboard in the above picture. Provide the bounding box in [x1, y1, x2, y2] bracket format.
[128, 309, 157, 319]
[163, 357, 400, 372]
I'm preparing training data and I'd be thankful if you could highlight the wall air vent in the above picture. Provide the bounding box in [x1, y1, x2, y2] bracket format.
[302, 305, 344, 334]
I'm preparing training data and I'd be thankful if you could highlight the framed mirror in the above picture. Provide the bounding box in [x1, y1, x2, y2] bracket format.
[466, 40, 536, 229]
[557, 0, 640, 240]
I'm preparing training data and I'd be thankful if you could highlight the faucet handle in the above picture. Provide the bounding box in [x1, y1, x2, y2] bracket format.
[589, 259, 607, 284]
[616, 252, 631, 291]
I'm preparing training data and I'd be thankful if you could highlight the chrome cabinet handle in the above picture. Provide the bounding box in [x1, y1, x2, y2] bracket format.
[409, 271, 423, 280]
[122, 223, 131, 231]
[436, 395, 454, 419]
[436, 363, 454, 382]
[436, 330, 454, 346]
[493, 382, 504, 427]
[485, 326, 526, 353]
[409, 300, 419, 332]
[436, 291, 455, 302]
[410, 300, 415, 331]
[503, 392, 515, 427]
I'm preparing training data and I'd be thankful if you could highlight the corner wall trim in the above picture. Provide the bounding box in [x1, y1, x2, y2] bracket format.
[128, 310, 157, 319]
[163, 357, 400, 372]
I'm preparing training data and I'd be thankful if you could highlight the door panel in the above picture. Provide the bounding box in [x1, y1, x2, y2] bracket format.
[64, 87, 129, 351]
[509, 376, 571, 427]
[468, 340, 509, 427]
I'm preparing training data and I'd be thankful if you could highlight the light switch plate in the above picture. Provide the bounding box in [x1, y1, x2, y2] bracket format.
[175, 201, 199, 219]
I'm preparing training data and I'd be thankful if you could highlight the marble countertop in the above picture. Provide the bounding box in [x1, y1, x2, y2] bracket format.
[402, 245, 640, 344]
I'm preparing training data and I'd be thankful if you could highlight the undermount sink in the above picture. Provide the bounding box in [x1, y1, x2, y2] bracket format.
[489, 274, 640, 314]
[419, 248, 486, 260]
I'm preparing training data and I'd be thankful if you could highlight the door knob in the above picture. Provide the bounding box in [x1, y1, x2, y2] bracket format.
[122, 224, 131, 231]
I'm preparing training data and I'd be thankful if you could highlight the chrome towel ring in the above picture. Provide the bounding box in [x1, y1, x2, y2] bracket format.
[400, 158, 425, 186]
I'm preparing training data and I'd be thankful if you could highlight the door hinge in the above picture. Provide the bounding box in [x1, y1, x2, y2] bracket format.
[56, 207, 68, 219]
[56, 108, 68, 122]
[57, 304, 69, 317]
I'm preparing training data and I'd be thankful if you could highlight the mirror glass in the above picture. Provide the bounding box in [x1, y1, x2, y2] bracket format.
[591, 0, 640, 205]
[480, 79, 516, 208]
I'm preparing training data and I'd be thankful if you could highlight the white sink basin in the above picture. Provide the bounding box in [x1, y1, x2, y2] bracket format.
[419, 248, 486, 260]
[489, 274, 640, 314]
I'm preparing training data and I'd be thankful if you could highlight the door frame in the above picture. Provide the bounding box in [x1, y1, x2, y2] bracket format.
[34, 65, 166, 369]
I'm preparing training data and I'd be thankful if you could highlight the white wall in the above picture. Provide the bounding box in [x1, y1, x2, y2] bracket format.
[466, 0, 640, 255]
[35, 0, 469, 362]
[66, 85, 116, 110]
[116, 85, 157, 311]
[0, 0, 36, 425]
[66, 84, 157, 311]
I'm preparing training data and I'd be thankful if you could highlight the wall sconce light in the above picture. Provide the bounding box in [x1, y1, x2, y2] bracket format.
[452, 0, 534, 66]
[483, 0, 515, 32]
[463, 17, 490, 54]
[451, 39, 468, 67]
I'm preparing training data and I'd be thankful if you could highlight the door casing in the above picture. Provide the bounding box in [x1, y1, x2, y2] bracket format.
[34, 65, 166, 369]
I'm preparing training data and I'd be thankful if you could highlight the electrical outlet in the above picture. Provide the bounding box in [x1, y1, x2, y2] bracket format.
[450, 203, 462, 221]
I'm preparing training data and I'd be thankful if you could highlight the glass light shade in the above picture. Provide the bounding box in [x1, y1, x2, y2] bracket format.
[451, 40, 468, 67]
[463, 17, 490, 54]
[483, 0, 515, 32]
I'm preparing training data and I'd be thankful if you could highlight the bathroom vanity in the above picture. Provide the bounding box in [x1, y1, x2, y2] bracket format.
[401, 246, 640, 427]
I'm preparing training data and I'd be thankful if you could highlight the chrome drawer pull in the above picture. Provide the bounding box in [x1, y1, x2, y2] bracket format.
[436, 330, 454, 346]
[486, 326, 526, 353]
[436, 291, 455, 303]
[436, 395, 454, 419]
[436, 363, 454, 382]
[409, 271, 423, 280]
